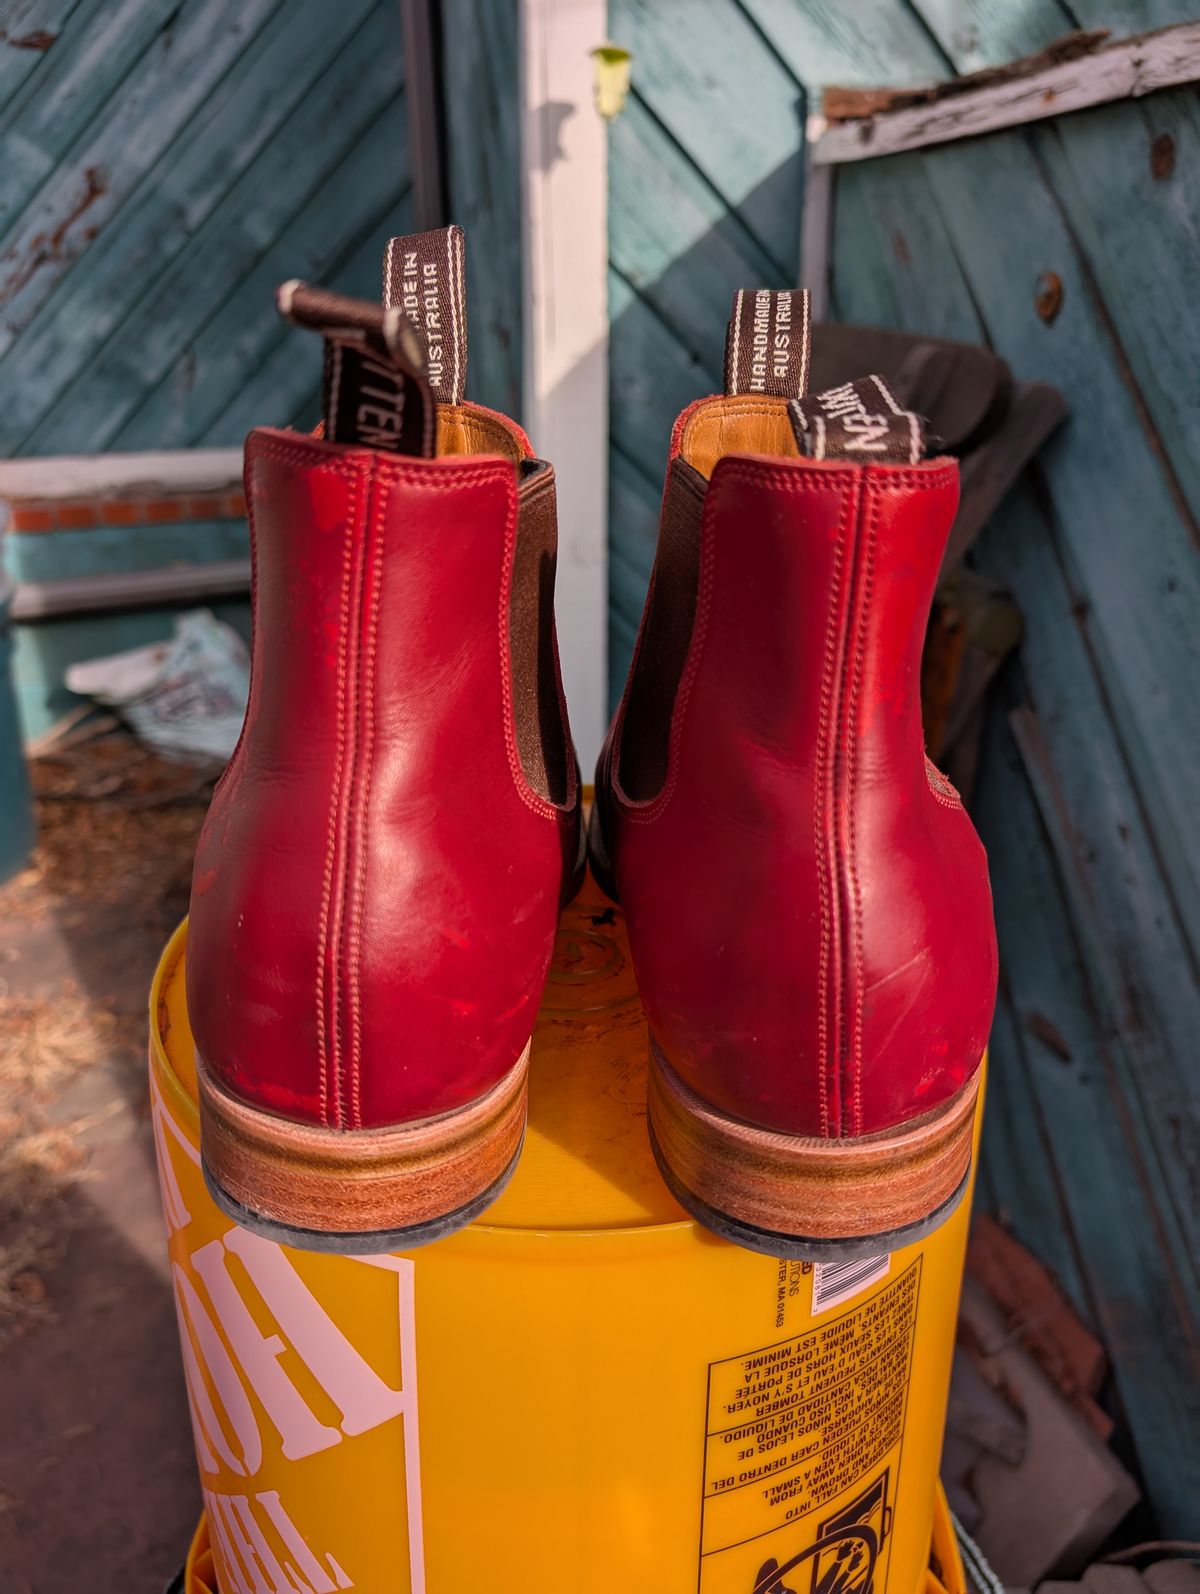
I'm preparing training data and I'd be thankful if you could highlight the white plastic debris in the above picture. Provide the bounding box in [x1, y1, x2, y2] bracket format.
[65, 609, 249, 763]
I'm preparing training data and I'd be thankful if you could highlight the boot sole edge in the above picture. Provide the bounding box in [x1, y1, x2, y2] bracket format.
[647, 1040, 980, 1259]
[197, 1041, 530, 1252]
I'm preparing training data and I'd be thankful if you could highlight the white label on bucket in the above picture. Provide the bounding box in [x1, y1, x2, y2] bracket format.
[811, 1252, 890, 1316]
[699, 1258, 920, 1592]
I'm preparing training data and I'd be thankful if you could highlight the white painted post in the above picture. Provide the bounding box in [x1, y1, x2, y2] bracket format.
[519, 0, 609, 771]
[800, 113, 832, 324]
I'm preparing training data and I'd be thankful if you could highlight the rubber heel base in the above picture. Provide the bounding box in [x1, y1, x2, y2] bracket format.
[649, 1131, 970, 1261]
[203, 1139, 524, 1255]
[197, 1043, 529, 1255]
[647, 1042, 980, 1261]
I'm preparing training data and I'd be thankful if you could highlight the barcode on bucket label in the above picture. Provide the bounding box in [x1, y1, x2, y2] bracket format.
[811, 1252, 890, 1315]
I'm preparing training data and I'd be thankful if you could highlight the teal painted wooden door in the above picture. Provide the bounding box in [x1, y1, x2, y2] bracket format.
[606, 0, 1200, 1535]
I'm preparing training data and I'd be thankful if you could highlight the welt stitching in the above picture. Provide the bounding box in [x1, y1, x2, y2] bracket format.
[719, 464, 846, 493]
[250, 439, 510, 496]
[315, 465, 362, 1128]
[249, 441, 362, 477]
[328, 470, 371, 1128]
[717, 461, 956, 497]
[846, 489, 879, 1139]
[814, 491, 853, 1138]
[347, 465, 386, 1130]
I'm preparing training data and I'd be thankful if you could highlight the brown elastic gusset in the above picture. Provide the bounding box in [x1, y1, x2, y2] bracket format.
[678, 394, 800, 479]
[510, 461, 572, 806]
[617, 458, 708, 803]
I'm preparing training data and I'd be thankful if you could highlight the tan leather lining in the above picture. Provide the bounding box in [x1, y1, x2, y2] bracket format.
[679, 394, 800, 478]
[436, 404, 527, 461]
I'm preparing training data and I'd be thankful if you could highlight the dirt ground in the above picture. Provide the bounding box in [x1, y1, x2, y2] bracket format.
[0, 733, 212, 1593]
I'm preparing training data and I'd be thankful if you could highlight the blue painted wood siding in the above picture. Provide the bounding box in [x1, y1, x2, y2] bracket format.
[0, 1, 412, 453]
[825, 4, 1200, 1533]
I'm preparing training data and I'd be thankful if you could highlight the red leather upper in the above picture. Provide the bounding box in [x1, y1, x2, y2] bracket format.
[188, 427, 579, 1130]
[597, 450, 997, 1138]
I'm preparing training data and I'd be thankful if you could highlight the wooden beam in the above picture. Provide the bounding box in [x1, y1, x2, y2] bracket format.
[815, 22, 1200, 165]
[0, 450, 243, 504]
[11, 559, 252, 621]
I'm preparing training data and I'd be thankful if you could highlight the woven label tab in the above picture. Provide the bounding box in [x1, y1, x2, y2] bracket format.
[790, 375, 931, 464]
[723, 288, 812, 397]
[277, 281, 435, 456]
[383, 225, 467, 405]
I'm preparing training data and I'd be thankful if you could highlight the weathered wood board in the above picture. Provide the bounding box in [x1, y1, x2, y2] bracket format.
[605, 0, 1200, 1536]
[824, 8, 1200, 1537]
[0, 1, 410, 455]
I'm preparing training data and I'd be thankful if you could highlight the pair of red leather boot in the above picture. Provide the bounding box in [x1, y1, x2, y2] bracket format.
[187, 231, 997, 1260]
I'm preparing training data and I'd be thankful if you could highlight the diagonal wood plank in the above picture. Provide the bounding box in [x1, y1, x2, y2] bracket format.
[610, 93, 783, 358]
[976, 484, 1200, 1262]
[0, 0, 379, 452]
[609, 266, 718, 485]
[0, 0, 84, 113]
[116, 115, 411, 449]
[835, 133, 1200, 960]
[974, 706, 1200, 1536]
[1069, 0, 1200, 28]
[0, 0, 281, 352]
[610, 0, 804, 278]
[1031, 91, 1200, 530]
[0, 0, 193, 228]
[22, 18, 404, 454]
[917, 131, 1200, 955]
[911, 0, 1077, 74]
[738, 0, 949, 84]
[979, 992, 1092, 1319]
[829, 150, 986, 338]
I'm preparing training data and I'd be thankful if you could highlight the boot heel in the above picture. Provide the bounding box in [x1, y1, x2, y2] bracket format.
[197, 1044, 530, 1254]
[646, 1041, 980, 1261]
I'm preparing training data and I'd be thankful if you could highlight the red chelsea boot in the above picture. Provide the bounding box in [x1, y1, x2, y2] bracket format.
[187, 228, 581, 1252]
[593, 289, 997, 1258]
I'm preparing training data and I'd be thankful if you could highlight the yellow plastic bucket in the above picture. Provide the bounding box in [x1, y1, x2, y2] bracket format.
[179, 1491, 968, 1594]
[150, 874, 982, 1594]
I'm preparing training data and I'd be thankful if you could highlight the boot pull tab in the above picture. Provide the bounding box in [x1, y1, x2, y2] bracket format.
[382, 224, 467, 407]
[789, 374, 937, 465]
[276, 280, 435, 457]
[723, 288, 812, 397]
